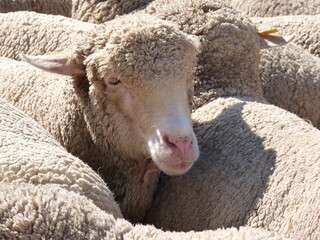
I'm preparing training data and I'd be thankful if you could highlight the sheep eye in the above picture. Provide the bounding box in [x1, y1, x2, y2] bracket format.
[109, 77, 121, 86]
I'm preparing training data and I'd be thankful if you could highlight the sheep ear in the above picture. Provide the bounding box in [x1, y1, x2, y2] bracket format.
[259, 34, 295, 49]
[20, 53, 85, 76]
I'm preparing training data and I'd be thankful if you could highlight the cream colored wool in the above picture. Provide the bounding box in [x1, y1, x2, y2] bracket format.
[0, 11, 95, 60]
[252, 15, 320, 57]
[222, 0, 320, 17]
[0, 0, 152, 23]
[259, 44, 320, 128]
[124, 225, 293, 240]
[0, 98, 122, 219]
[0, 184, 292, 239]
[146, 0, 265, 108]
[145, 97, 320, 240]
[71, 0, 153, 23]
[0, 12, 199, 222]
[0, 0, 72, 17]
[0, 183, 130, 239]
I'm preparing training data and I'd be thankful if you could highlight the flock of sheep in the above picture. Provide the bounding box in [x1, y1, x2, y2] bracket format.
[0, 0, 319, 239]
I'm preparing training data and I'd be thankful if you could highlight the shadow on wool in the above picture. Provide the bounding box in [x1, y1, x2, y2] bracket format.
[144, 99, 277, 231]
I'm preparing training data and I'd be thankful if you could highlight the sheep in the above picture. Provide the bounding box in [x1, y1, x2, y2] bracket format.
[252, 15, 320, 57]
[0, 0, 72, 17]
[145, 96, 320, 240]
[0, 11, 95, 60]
[0, 12, 201, 223]
[259, 44, 320, 128]
[221, 0, 320, 17]
[0, 184, 293, 239]
[0, 99, 293, 239]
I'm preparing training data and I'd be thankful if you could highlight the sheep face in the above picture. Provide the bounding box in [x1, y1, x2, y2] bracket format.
[101, 72, 200, 176]
[86, 17, 201, 176]
[22, 15, 200, 176]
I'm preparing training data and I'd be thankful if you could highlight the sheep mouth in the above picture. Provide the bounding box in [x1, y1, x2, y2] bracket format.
[147, 140, 199, 176]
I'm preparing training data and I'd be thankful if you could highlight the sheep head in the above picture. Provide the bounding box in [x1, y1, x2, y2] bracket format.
[21, 14, 200, 176]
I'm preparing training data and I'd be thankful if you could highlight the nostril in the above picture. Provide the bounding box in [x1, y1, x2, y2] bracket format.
[163, 135, 176, 148]
[163, 135, 192, 156]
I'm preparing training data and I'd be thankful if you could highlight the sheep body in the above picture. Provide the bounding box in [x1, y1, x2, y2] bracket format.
[145, 96, 320, 240]
[0, 11, 200, 222]
[0, 0, 72, 17]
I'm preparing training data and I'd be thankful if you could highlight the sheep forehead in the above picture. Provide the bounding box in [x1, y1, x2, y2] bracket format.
[102, 29, 198, 85]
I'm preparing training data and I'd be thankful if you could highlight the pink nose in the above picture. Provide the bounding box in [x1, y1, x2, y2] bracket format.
[164, 135, 192, 159]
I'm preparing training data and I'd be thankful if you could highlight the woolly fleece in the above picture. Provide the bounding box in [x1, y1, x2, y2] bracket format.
[71, 0, 153, 23]
[0, 0, 72, 17]
[0, 184, 292, 239]
[259, 44, 320, 128]
[145, 97, 320, 240]
[0, 98, 122, 218]
[0, 11, 95, 60]
[252, 14, 320, 57]
[222, 0, 320, 17]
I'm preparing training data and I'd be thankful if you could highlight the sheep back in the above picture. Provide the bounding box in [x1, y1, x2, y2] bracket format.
[0, 11, 95, 60]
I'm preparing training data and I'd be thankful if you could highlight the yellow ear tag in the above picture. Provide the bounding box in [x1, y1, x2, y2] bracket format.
[258, 28, 279, 36]
[47, 51, 69, 55]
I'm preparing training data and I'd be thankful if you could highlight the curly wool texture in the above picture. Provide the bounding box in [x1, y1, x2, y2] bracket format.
[252, 15, 320, 57]
[259, 44, 320, 128]
[145, 97, 320, 240]
[0, 98, 292, 239]
[0, 183, 129, 239]
[0, 11, 95, 60]
[71, 0, 153, 23]
[124, 225, 293, 240]
[0, 0, 72, 17]
[146, 0, 264, 108]
[0, 184, 292, 240]
[222, 0, 320, 17]
[0, 13, 199, 222]
[0, 98, 122, 219]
